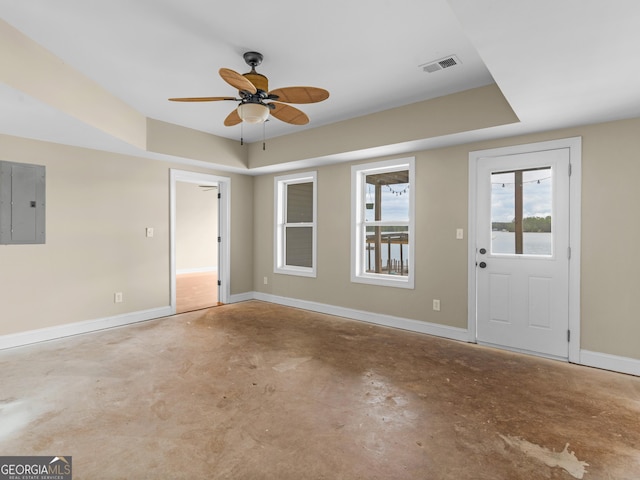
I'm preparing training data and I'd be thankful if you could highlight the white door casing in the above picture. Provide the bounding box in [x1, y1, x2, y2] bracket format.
[468, 138, 581, 362]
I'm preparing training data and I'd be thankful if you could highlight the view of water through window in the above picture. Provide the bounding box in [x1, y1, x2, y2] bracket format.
[491, 167, 552, 256]
[364, 172, 410, 275]
[491, 231, 551, 255]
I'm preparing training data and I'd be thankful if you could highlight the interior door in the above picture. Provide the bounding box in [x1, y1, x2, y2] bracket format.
[475, 148, 570, 359]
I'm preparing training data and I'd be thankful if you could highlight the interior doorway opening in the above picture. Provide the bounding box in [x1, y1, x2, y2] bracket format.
[170, 170, 231, 314]
[175, 182, 219, 313]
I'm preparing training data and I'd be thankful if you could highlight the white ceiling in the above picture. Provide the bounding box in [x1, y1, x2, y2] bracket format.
[1, 0, 640, 165]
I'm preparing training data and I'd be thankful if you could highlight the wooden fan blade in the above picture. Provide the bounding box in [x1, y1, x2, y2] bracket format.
[224, 108, 242, 126]
[169, 96, 236, 102]
[219, 68, 257, 94]
[269, 86, 329, 104]
[269, 102, 309, 125]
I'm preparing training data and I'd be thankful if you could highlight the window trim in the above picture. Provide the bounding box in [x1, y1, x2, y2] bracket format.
[351, 157, 415, 289]
[274, 171, 317, 277]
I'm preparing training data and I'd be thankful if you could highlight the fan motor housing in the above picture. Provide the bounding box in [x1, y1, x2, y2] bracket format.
[243, 71, 268, 92]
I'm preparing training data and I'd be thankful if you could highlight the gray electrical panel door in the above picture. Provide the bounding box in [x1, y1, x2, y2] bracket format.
[0, 161, 46, 244]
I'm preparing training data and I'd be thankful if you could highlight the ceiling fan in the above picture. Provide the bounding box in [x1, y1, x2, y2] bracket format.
[169, 51, 329, 128]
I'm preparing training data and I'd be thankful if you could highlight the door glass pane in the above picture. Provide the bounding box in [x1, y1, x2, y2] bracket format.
[364, 225, 409, 275]
[491, 167, 552, 255]
[364, 170, 410, 222]
[286, 226, 312, 267]
[286, 182, 313, 223]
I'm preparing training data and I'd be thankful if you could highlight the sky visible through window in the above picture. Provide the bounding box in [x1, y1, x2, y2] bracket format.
[491, 168, 552, 222]
[361, 168, 550, 224]
[364, 183, 410, 222]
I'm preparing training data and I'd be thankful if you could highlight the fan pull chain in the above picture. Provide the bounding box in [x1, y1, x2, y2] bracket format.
[263, 121, 266, 151]
[240, 121, 244, 146]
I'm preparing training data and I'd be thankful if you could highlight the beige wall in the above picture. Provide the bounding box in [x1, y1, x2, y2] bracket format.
[2, 111, 639, 363]
[0, 134, 253, 336]
[253, 153, 469, 328]
[1, 21, 248, 171]
[253, 117, 640, 361]
[146, 118, 247, 170]
[0, 19, 147, 149]
[247, 84, 518, 169]
[176, 182, 218, 272]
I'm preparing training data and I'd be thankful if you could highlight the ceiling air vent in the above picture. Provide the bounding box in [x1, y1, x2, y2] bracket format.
[420, 55, 461, 73]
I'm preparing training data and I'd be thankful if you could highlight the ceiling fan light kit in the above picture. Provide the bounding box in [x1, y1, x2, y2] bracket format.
[169, 51, 329, 141]
[237, 102, 270, 124]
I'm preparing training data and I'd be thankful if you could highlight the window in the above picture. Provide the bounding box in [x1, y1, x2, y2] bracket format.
[490, 167, 552, 256]
[351, 158, 415, 288]
[274, 171, 317, 277]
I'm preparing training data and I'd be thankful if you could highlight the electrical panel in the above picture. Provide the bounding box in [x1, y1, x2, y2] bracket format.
[0, 161, 46, 244]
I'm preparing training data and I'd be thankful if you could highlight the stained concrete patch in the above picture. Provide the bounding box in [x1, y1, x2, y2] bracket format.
[272, 356, 312, 372]
[0, 400, 35, 442]
[500, 434, 589, 479]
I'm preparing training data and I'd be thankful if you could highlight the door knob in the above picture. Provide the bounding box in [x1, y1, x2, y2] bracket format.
[479, 262, 487, 268]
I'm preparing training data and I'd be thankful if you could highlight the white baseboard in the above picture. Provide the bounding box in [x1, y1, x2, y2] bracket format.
[0, 306, 173, 351]
[580, 350, 640, 377]
[233, 292, 640, 377]
[253, 292, 470, 342]
[5, 293, 637, 378]
[227, 292, 256, 304]
[176, 267, 218, 275]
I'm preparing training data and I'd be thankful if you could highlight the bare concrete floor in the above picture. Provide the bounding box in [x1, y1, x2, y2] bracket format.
[1, 301, 639, 479]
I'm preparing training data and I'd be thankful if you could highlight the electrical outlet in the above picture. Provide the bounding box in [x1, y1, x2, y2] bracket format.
[114, 292, 123, 303]
[263, 276, 268, 285]
[456, 228, 464, 240]
[433, 299, 441, 311]
[146, 227, 154, 238]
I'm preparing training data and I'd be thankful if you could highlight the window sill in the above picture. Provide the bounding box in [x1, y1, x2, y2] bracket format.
[275, 266, 317, 278]
[351, 273, 414, 289]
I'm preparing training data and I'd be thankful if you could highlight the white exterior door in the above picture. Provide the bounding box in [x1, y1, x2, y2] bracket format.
[474, 147, 571, 359]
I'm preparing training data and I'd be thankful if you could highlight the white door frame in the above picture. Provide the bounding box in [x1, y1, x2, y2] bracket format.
[170, 169, 231, 312]
[467, 137, 582, 363]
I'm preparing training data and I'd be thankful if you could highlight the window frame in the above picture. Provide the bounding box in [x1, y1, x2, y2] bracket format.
[351, 157, 415, 289]
[274, 171, 317, 277]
